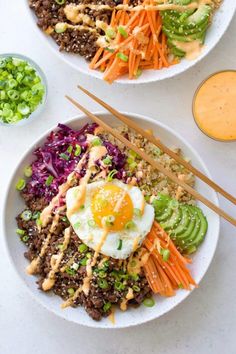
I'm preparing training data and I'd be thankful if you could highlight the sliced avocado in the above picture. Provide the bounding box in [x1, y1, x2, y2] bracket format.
[152, 193, 171, 215]
[163, 19, 209, 36]
[185, 206, 208, 253]
[164, 29, 206, 43]
[160, 206, 182, 231]
[156, 204, 174, 222]
[176, 206, 200, 252]
[171, 205, 190, 237]
[186, 5, 212, 27]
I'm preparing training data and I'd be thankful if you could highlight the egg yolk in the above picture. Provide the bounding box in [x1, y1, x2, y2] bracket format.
[91, 184, 134, 231]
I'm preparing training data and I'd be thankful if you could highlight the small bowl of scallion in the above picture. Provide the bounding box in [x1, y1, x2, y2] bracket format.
[0, 53, 47, 126]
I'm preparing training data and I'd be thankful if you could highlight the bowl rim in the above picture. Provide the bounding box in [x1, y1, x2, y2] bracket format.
[0, 53, 48, 126]
[23, 0, 236, 84]
[2, 111, 220, 329]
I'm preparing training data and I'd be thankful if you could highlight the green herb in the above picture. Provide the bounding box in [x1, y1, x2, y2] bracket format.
[55, 0, 65, 4]
[78, 244, 88, 253]
[143, 297, 155, 307]
[67, 288, 75, 296]
[117, 239, 123, 250]
[61, 216, 68, 223]
[74, 144, 81, 156]
[16, 178, 26, 191]
[73, 221, 81, 229]
[130, 273, 139, 281]
[16, 228, 25, 236]
[125, 220, 136, 230]
[67, 145, 73, 153]
[88, 219, 96, 227]
[36, 218, 42, 227]
[45, 175, 54, 186]
[55, 22, 67, 33]
[32, 212, 40, 220]
[160, 248, 170, 262]
[105, 47, 115, 53]
[24, 166, 32, 177]
[118, 26, 128, 38]
[101, 260, 109, 271]
[57, 244, 64, 251]
[133, 285, 140, 292]
[105, 28, 116, 39]
[80, 258, 88, 266]
[98, 270, 107, 278]
[134, 208, 142, 218]
[114, 281, 125, 291]
[117, 52, 129, 62]
[107, 169, 117, 182]
[21, 210, 32, 221]
[59, 153, 70, 161]
[86, 252, 92, 259]
[65, 267, 76, 276]
[104, 215, 115, 227]
[98, 278, 108, 289]
[103, 302, 112, 312]
[22, 235, 29, 243]
[178, 283, 183, 289]
[102, 156, 112, 165]
[91, 137, 102, 146]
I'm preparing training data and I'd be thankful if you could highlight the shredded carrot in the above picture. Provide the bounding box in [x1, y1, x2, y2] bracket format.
[143, 222, 196, 297]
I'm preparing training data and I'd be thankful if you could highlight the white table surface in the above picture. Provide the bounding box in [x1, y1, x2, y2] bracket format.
[1, 2, 236, 354]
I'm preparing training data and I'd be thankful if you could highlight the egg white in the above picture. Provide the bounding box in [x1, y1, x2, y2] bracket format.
[66, 180, 154, 259]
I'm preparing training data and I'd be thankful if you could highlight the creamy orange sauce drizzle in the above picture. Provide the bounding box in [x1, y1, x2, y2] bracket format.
[193, 71, 236, 141]
[42, 227, 71, 291]
[127, 248, 150, 275]
[120, 287, 134, 311]
[173, 40, 203, 60]
[108, 307, 116, 324]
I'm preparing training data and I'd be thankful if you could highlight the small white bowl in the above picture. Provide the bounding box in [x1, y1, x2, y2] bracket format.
[3, 113, 220, 328]
[24, 0, 236, 84]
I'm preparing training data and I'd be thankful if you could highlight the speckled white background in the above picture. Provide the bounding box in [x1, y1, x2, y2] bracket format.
[0, 1, 236, 354]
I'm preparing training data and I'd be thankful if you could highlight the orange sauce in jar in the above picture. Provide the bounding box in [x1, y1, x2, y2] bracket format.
[192, 71, 236, 141]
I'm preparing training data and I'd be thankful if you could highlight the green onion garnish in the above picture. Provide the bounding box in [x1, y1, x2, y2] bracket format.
[125, 220, 136, 230]
[117, 52, 129, 62]
[32, 211, 40, 220]
[107, 169, 117, 182]
[88, 219, 96, 227]
[105, 47, 115, 53]
[59, 153, 70, 161]
[98, 279, 109, 289]
[178, 283, 184, 289]
[73, 221, 81, 229]
[114, 281, 125, 291]
[117, 239, 123, 250]
[103, 302, 111, 312]
[21, 210, 32, 221]
[91, 137, 102, 146]
[102, 156, 112, 165]
[55, 22, 67, 33]
[133, 285, 140, 292]
[67, 288, 75, 296]
[65, 267, 76, 276]
[78, 244, 88, 253]
[143, 297, 155, 307]
[74, 144, 81, 156]
[22, 235, 29, 243]
[16, 228, 25, 236]
[136, 68, 142, 78]
[130, 273, 139, 281]
[118, 26, 128, 38]
[55, 0, 65, 4]
[45, 175, 54, 186]
[36, 218, 42, 227]
[61, 216, 68, 223]
[86, 252, 92, 259]
[105, 28, 116, 39]
[57, 244, 65, 251]
[160, 248, 170, 262]
[16, 178, 26, 191]
[98, 270, 107, 278]
[80, 258, 88, 266]
[67, 145, 73, 154]
[104, 215, 115, 227]
[24, 166, 32, 177]
[134, 208, 142, 217]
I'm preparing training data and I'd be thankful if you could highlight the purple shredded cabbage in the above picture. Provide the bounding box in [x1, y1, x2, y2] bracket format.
[25, 123, 127, 201]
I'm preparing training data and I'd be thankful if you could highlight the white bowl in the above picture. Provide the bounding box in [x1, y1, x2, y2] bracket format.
[24, 1, 235, 84]
[3, 113, 220, 328]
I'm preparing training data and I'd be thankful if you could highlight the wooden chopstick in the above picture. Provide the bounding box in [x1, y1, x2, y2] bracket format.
[65, 94, 236, 227]
[77, 84, 236, 206]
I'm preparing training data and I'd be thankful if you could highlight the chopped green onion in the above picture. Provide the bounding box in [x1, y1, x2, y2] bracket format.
[61, 216, 68, 223]
[130, 273, 139, 281]
[65, 267, 76, 276]
[98, 270, 107, 278]
[91, 137, 102, 146]
[59, 153, 70, 161]
[16, 178, 26, 191]
[117, 239, 123, 250]
[16, 228, 25, 236]
[114, 281, 125, 291]
[133, 285, 140, 292]
[24, 165, 32, 177]
[98, 278, 108, 289]
[80, 205, 85, 210]
[105, 28, 116, 39]
[118, 26, 128, 38]
[134, 208, 142, 218]
[178, 283, 183, 289]
[105, 47, 115, 53]
[32, 211, 40, 220]
[67, 145, 73, 153]
[57, 244, 65, 251]
[73, 221, 81, 229]
[22, 235, 29, 243]
[101, 260, 109, 270]
[79, 244, 88, 253]
[21, 210, 32, 221]
[129, 161, 137, 170]
[160, 248, 170, 262]
[55, 22, 67, 33]
[55, 0, 65, 4]
[103, 302, 111, 312]
[125, 220, 136, 230]
[67, 288, 75, 296]
[143, 297, 155, 307]
[117, 52, 129, 62]
[88, 219, 96, 227]
[102, 156, 112, 165]
[36, 218, 42, 227]
[74, 144, 81, 156]
[153, 147, 162, 156]
[80, 258, 88, 266]
[86, 252, 92, 259]
[17, 103, 30, 116]
[103, 215, 115, 227]
[45, 175, 54, 186]
[135, 68, 142, 78]
[129, 150, 138, 158]
[107, 169, 117, 182]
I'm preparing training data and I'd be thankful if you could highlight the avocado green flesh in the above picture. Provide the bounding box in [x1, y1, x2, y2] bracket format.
[160, 207, 182, 231]
[170, 206, 190, 237]
[155, 205, 173, 222]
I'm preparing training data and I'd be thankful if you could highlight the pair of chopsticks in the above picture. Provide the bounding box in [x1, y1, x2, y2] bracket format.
[65, 86, 236, 227]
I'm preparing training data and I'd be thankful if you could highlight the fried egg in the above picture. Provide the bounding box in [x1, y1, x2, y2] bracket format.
[66, 180, 154, 259]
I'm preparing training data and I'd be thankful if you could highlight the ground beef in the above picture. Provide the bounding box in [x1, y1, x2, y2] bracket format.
[17, 192, 151, 321]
